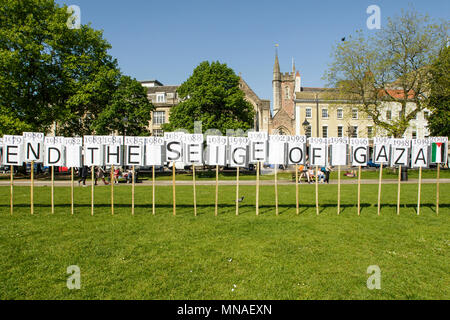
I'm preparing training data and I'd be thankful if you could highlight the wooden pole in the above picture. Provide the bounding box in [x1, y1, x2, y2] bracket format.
[377, 163, 383, 216]
[131, 165, 135, 216]
[10, 165, 13, 215]
[256, 161, 260, 216]
[397, 165, 401, 215]
[436, 165, 440, 215]
[111, 165, 114, 215]
[172, 161, 176, 216]
[337, 165, 341, 215]
[30, 161, 34, 215]
[91, 166, 94, 216]
[51, 166, 54, 214]
[215, 164, 219, 217]
[193, 165, 197, 216]
[152, 165, 155, 215]
[315, 165, 319, 216]
[275, 165, 278, 216]
[417, 166, 422, 216]
[295, 164, 299, 215]
[357, 165, 361, 216]
[236, 167, 240, 216]
[71, 167, 74, 215]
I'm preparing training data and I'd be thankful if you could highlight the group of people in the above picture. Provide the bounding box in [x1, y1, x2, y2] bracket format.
[297, 164, 332, 184]
[77, 166, 135, 186]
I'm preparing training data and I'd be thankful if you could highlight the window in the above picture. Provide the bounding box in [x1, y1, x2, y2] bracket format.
[337, 108, 343, 119]
[351, 126, 358, 138]
[305, 125, 312, 138]
[305, 107, 312, 118]
[322, 126, 328, 138]
[322, 108, 328, 119]
[285, 86, 290, 99]
[352, 108, 358, 120]
[337, 126, 343, 137]
[412, 130, 417, 139]
[367, 126, 373, 138]
[153, 111, 165, 124]
[386, 110, 392, 120]
[153, 129, 164, 137]
[156, 93, 165, 103]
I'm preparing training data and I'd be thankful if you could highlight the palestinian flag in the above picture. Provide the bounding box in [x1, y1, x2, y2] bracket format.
[431, 142, 446, 163]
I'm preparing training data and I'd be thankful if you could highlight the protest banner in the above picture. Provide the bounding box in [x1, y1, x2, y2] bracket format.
[64, 137, 82, 215]
[207, 135, 228, 216]
[350, 138, 369, 216]
[269, 135, 288, 216]
[165, 132, 185, 216]
[2, 135, 23, 215]
[309, 137, 328, 215]
[23, 132, 44, 215]
[146, 136, 166, 215]
[229, 136, 249, 215]
[44, 136, 65, 214]
[373, 137, 391, 216]
[183, 134, 203, 216]
[329, 137, 348, 215]
[429, 137, 448, 215]
[249, 131, 268, 216]
[286, 135, 306, 215]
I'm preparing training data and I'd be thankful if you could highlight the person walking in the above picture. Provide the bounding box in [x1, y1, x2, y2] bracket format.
[95, 166, 109, 185]
[78, 166, 88, 186]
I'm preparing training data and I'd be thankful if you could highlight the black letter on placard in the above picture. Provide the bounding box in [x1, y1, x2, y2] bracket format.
[167, 142, 181, 161]
[27, 142, 40, 160]
[48, 147, 61, 164]
[289, 147, 303, 164]
[87, 147, 98, 164]
[394, 148, 406, 165]
[252, 142, 264, 161]
[106, 145, 120, 164]
[128, 146, 140, 164]
[187, 144, 200, 163]
[414, 148, 426, 165]
[6, 145, 18, 164]
[232, 147, 246, 165]
[354, 146, 367, 164]
[312, 148, 321, 165]
[375, 145, 388, 163]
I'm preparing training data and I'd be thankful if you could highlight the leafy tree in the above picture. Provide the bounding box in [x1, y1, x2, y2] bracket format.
[426, 46, 450, 137]
[325, 9, 448, 137]
[91, 76, 154, 136]
[163, 61, 254, 133]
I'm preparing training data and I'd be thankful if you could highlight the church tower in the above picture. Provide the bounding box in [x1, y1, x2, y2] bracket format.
[272, 52, 282, 115]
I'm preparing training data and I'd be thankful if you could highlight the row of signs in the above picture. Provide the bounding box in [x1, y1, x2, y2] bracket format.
[0, 133, 448, 168]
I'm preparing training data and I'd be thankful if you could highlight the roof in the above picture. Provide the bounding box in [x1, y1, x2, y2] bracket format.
[139, 80, 164, 86]
[146, 85, 180, 94]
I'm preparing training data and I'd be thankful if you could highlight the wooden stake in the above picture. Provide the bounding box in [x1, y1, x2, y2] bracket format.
[337, 165, 341, 215]
[193, 165, 197, 216]
[397, 165, 401, 215]
[91, 166, 94, 216]
[152, 165, 155, 215]
[10, 165, 13, 215]
[111, 165, 114, 215]
[51, 166, 54, 214]
[275, 165, 278, 216]
[30, 161, 34, 215]
[172, 161, 176, 216]
[215, 164, 219, 217]
[256, 161, 260, 216]
[236, 167, 240, 216]
[377, 163, 383, 216]
[417, 166, 422, 215]
[71, 167, 74, 215]
[315, 165, 319, 216]
[132, 165, 135, 216]
[357, 166, 361, 216]
[436, 165, 440, 215]
[295, 164, 299, 215]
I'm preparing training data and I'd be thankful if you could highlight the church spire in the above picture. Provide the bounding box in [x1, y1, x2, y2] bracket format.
[273, 46, 280, 80]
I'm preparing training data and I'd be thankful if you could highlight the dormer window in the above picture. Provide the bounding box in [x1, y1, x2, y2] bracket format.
[156, 93, 165, 103]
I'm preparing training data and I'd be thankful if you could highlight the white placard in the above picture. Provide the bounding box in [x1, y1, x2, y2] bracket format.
[23, 132, 44, 163]
[145, 136, 165, 166]
[308, 137, 327, 167]
[373, 137, 390, 164]
[329, 137, 348, 166]
[390, 138, 410, 167]
[44, 136, 65, 166]
[183, 134, 203, 164]
[286, 135, 306, 165]
[83, 136, 104, 166]
[350, 138, 369, 166]
[2, 135, 24, 165]
[228, 137, 249, 167]
[206, 136, 228, 166]
[124, 136, 145, 166]
[268, 135, 287, 165]
[411, 139, 430, 168]
[64, 137, 82, 168]
[164, 132, 185, 162]
[248, 131, 268, 163]
[103, 136, 123, 166]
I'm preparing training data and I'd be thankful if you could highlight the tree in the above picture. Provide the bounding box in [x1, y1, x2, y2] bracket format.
[426, 46, 450, 137]
[163, 61, 254, 134]
[91, 76, 154, 136]
[325, 9, 448, 137]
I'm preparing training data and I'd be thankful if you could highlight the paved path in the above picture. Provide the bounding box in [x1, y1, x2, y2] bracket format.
[1, 178, 449, 187]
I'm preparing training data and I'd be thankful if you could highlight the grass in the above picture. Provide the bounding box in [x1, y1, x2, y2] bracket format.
[0, 182, 449, 300]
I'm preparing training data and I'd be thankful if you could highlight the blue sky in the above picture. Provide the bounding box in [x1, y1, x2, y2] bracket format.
[56, 0, 449, 102]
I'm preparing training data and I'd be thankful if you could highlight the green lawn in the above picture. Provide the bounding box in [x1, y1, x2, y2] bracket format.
[0, 182, 448, 300]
